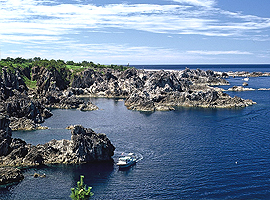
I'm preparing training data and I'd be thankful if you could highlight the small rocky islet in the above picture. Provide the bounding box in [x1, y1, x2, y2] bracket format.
[0, 59, 266, 185]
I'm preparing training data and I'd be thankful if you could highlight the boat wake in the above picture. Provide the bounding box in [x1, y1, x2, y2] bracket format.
[135, 152, 143, 162]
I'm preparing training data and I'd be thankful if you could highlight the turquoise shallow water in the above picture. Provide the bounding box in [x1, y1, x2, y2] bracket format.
[1, 66, 270, 199]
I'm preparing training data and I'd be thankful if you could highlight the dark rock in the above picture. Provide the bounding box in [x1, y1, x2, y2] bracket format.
[0, 167, 24, 185]
[34, 67, 69, 93]
[0, 115, 12, 156]
[1, 68, 28, 93]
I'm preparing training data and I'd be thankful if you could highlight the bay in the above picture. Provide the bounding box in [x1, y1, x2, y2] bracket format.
[1, 66, 270, 199]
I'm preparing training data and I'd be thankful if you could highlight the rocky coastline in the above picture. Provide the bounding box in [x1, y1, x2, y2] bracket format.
[0, 65, 259, 129]
[0, 62, 265, 185]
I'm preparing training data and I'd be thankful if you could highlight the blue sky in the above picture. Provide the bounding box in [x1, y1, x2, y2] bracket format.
[1, 0, 270, 64]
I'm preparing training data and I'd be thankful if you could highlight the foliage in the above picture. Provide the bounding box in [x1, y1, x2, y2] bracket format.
[0, 57, 129, 74]
[70, 175, 93, 200]
[23, 76, 37, 89]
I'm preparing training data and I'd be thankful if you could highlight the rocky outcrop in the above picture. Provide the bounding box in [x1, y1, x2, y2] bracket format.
[0, 125, 115, 167]
[227, 71, 270, 77]
[32, 66, 69, 93]
[228, 86, 255, 92]
[0, 115, 24, 185]
[0, 167, 24, 185]
[9, 117, 48, 131]
[124, 69, 255, 111]
[0, 66, 99, 131]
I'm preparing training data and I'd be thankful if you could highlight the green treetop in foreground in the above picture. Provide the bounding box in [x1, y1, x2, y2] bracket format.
[70, 175, 93, 200]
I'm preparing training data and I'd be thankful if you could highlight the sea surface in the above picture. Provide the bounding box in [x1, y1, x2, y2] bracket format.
[1, 65, 270, 199]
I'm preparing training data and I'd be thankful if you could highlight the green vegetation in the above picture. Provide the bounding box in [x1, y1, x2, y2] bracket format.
[23, 76, 37, 89]
[0, 57, 130, 88]
[0, 57, 128, 72]
[70, 175, 93, 200]
[0, 57, 129, 75]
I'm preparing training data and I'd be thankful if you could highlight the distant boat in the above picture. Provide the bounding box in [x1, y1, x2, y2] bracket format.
[243, 77, 249, 81]
[116, 153, 137, 169]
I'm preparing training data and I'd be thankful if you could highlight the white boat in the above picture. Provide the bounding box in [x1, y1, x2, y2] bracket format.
[243, 77, 249, 81]
[116, 153, 137, 169]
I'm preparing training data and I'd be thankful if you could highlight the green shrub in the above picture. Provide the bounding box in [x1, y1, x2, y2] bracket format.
[70, 175, 93, 200]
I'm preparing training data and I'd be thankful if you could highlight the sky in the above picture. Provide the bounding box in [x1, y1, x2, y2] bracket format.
[1, 0, 270, 64]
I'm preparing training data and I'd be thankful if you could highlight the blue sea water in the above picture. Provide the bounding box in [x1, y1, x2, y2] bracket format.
[1, 65, 270, 199]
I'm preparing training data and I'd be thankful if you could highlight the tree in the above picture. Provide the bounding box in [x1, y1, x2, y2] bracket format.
[70, 175, 93, 200]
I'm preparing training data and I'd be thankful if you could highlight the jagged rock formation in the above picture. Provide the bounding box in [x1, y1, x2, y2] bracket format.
[70, 68, 255, 111]
[0, 67, 98, 130]
[0, 124, 115, 167]
[1, 65, 257, 125]
[0, 67, 53, 130]
[0, 115, 12, 157]
[32, 67, 98, 111]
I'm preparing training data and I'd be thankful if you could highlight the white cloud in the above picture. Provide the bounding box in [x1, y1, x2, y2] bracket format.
[1, 0, 270, 63]
[187, 50, 253, 55]
[1, 1, 270, 43]
[172, 0, 216, 8]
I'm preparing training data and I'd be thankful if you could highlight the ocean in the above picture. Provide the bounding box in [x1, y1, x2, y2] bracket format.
[1, 65, 270, 199]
